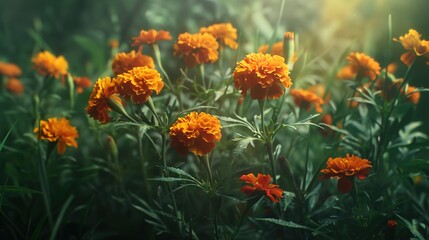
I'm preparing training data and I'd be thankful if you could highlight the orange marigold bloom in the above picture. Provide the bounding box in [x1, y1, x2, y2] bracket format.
[240, 173, 284, 203]
[115, 66, 164, 104]
[112, 50, 155, 75]
[320, 154, 372, 193]
[199, 23, 238, 49]
[403, 85, 420, 104]
[132, 29, 172, 46]
[73, 76, 92, 94]
[394, 29, 429, 66]
[169, 112, 222, 156]
[6, 78, 24, 95]
[32, 51, 69, 79]
[0, 61, 22, 77]
[173, 32, 219, 67]
[258, 41, 284, 57]
[34, 118, 79, 155]
[290, 89, 324, 113]
[86, 77, 123, 123]
[233, 53, 292, 100]
[337, 52, 381, 81]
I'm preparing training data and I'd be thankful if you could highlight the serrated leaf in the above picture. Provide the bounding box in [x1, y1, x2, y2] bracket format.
[149, 177, 195, 183]
[255, 218, 311, 230]
[164, 166, 198, 182]
[395, 214, 425, 240]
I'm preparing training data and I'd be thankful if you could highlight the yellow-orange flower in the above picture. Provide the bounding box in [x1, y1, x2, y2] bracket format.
[73, 76, 92, 93]
[131, 29, 172, 46]
[112, 50, 155, 76]
[240, 173, 284, 203]
[258, 41, 284, 56]
[32, 51, 69, 79]
[320, 154, 372, 193]
[115, 66, 164, 104]
[0, 62, 22, 77]
[337, 52, 381, 81]
[233, 53, 292, 100]
[173, 32, 219, 67]
[199, 23, 238, 49]
[169, 112, 222, 156]
[6, 78, 24, 95]
[34, 117, 79, 154]
[394, 29, 429, 66]
[86, 77, 123, 123]
[290, 89, 324, 113]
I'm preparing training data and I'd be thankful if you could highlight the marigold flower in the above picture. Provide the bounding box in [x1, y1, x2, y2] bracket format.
[233, 53, 292, 100]
[403, 85, 420, 104]
[34, 117, 79, 154]
[32, 51, 69, 79]
[290, 89, 324, 113]
[132, 29, 172, 46]
[6, 78, 24, 95]
[199, 23, 238, 49]
[394, 29, 429, 66]
[112, 50, 155, 76]
[337, 52, 381, 81]
[115, 66, 164, 104]
[73, 76, 92, 93]
[240, 173, 284, 203]
[169, 112, 222, 156]
[320, 154, 372, 193]
[0, 62, 22, 77]
[173, 32, 219, 67]
[258, 41, 284, 56]
[86, 77, 123, 123]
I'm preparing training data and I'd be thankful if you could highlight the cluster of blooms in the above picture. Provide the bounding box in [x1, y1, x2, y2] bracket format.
[0, 61, 24, 95]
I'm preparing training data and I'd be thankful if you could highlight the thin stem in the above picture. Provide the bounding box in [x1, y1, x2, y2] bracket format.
[137, 129, 151, 197]
[301, 127, 311, 192]
[199, 64, 207, 90]
[152, 43, 173, 90]
[202, 155, 213, 185]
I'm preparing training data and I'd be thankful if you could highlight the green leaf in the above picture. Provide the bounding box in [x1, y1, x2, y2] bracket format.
[0, 185, 41, 194]
[50, 195, 74, 240]
[395, 214, 425, 240]
[148, 177, 195, 183]
[0, 121, 16, 153]
[164, 166, 198, 182]
[255, 218, 311, 230]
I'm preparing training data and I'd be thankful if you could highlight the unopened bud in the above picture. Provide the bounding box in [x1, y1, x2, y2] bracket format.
[106, 135, 118, 163]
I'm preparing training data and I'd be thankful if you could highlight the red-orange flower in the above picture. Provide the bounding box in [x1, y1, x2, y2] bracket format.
[32, 51, 69, 79]
[290, 89, 324, 113]
[233, 53, 292, 100]
[73, 76, 92, 93]
[199, 23, 238, 49]
[6, 78, 24, 95]
[173, 32, 219, 67]
[131, 29, 172, 46]
[86, 77, 123, 123]
[394, 29, 429, 66]
[112, 50, 155, 76]
[34, 117, 79, 154]
[115, 66, 164, 104]
[320, 154, 372, 193]
[169, 112, 222, 156]
[337, 52, 381, 81]
[0, 61, 22, 77]
[240, 173, 284, 203]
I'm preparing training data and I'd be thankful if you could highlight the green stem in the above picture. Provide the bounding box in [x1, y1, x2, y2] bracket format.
[301, 127, 311, 191]
[351, 177, 360, 209]
[137, 129, 151, 198]
[202, 155, 213, 185]
[199, 64, 207, 90]
[152, 43, 173, 90]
